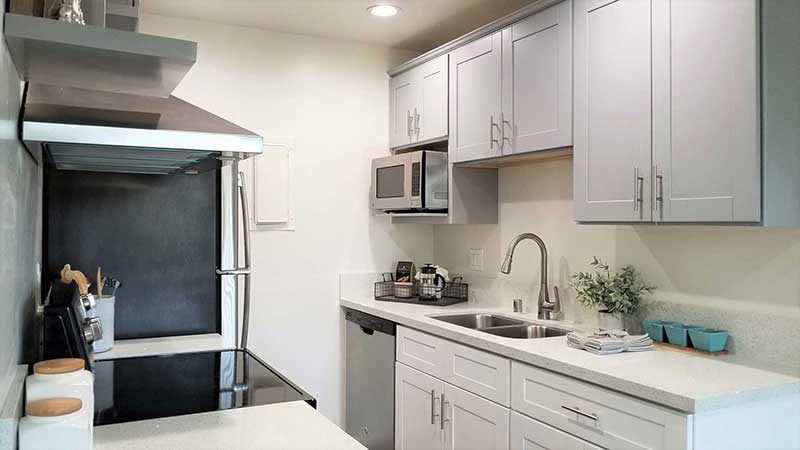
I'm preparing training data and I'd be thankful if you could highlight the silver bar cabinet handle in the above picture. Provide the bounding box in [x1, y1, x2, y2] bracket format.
[633, 168, 639, 212]
[440, 393, 446, 430]
[490, 115, 501, 149]
[407, 110, 413, 138]
[637, 171, 645, 219]
[414, 108, 421, 137]
[655, 166, 664, 221]
[561, 405, 598, 421]
[501, 112, 512, 150]
[430, 390, 436, 424]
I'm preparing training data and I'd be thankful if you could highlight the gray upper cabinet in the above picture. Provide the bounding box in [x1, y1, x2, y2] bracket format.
[652, 0, 760, 223]
[449, 32, 503, 163]
[390, 69, 419, 149]
[573, 0, 653, 222]
[502, 0, 573, 155]
[419, 56, 449, 143]
[574, 0, 760, 223]
[389, 55, 449, 150]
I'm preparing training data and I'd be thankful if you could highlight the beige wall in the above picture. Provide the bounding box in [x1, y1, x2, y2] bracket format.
[435, 158, 800, 374]
[140, 15, 432, 425]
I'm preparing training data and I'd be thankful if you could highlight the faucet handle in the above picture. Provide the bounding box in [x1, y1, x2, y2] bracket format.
[552, 286, 561, 312]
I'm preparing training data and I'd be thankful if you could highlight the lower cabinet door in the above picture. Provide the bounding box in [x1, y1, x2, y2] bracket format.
[510, 411, 602, 450]
[444, 383, 509, 450]
[395, 362, 444, 450]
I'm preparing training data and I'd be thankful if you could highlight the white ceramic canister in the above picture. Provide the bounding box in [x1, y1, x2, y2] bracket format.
[92, 295, 115, 353]
[19, 398, 91, 450]
[27, 358, 94, 440]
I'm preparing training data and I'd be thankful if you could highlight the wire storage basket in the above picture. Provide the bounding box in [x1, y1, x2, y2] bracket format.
[374, 274, 468, 306]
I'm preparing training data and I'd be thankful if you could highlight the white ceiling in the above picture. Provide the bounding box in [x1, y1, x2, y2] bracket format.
[140, 0, 537, 52]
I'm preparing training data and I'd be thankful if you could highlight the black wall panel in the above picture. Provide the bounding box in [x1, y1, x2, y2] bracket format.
[44, 169, 220, 339]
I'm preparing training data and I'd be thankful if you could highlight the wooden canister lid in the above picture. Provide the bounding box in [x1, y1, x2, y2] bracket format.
[33, 358, 85, 375]
[26, 398, 83, 417]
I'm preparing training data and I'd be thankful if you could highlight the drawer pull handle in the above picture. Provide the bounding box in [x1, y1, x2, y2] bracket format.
[430, 390, 436, 424]
[561, 405, 598, 421]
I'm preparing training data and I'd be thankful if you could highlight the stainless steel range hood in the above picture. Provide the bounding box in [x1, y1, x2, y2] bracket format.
[23, 84, 263, 175]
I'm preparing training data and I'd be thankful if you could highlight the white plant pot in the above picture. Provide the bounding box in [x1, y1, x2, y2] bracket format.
[598, 311, 624, 331]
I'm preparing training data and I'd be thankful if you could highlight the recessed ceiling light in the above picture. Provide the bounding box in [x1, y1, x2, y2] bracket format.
[368, 4, 400, 17]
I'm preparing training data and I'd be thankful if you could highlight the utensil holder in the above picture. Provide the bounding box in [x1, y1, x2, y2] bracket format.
[93, 295, 115, 353]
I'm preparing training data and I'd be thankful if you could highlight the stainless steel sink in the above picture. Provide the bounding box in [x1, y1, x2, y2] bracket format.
[481, 325, 569, 339]
[429, 313, 569, 340]
[432, 313, 522, 329]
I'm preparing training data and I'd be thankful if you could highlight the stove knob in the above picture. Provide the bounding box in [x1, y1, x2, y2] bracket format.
[80, 294, 96, 311]
[83, 317, 103, 344]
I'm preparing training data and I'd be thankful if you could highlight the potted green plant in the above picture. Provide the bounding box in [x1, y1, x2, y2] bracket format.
[570, 257, 654, 331]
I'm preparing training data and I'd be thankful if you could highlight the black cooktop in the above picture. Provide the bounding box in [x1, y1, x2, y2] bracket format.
[93, 349, 315, 426]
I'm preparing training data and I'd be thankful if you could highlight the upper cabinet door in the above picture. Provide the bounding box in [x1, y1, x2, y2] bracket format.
[390, 70, 418, 149]
[652, 0, 760, 222]
[395, 362, 444, 450]
[443, 383, 509, 450]
[418, 55, 449, 143]
[502, 0, 573, 155]
[573, 0, 652, 222]
[449, 32, 503, 163]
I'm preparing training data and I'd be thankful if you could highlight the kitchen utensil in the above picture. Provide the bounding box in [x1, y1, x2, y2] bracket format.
[418, 264, 446, 301]
[101, 276, 122, 297]
[96, 266, 102, 298]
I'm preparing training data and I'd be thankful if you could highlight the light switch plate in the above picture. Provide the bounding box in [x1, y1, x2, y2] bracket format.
[469, 248, 484, 272]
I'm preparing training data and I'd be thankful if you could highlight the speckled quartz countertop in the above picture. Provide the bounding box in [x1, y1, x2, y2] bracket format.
[341, 296, 800, 414]
[94, 401, 366, 450]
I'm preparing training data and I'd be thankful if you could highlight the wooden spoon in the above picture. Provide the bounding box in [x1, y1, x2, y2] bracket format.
[96, 266, 103, 298]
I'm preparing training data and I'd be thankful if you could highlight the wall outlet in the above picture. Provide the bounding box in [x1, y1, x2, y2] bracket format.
[468, 248, 484, 272]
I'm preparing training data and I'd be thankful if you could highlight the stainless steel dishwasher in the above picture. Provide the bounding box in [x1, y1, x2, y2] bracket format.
[344, 307, 396, 450]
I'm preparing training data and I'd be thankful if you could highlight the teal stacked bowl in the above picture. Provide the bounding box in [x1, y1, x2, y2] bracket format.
[664, 324, 700, 347]
[688, 328, 729, 352]
[642, 320, 674, 342]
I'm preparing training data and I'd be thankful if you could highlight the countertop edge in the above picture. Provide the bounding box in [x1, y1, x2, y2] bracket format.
[340, 297, 800, 414]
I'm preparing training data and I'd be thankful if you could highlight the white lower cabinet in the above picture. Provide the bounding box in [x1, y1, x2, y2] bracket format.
[395, 362, 444, 450]
[395, 361, 509, 450]
[444, 383, 508, 450]
[511, 411, 602, 450]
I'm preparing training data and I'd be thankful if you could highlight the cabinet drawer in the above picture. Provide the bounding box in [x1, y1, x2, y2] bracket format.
[442, 339, 510, 406]
[397, 326, 447, 379]
[511, 362, 688, 450]
[396, 326, 511, 406]
[511, 411, 602, 450]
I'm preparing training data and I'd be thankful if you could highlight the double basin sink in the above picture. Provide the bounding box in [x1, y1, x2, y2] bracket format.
[430, 313, 569, 339]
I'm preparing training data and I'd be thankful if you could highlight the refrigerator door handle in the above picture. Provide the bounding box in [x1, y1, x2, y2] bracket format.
[216, 171, 252, 349]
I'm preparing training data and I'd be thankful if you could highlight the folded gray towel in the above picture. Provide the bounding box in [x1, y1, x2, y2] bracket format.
[567, 330, 654, 355]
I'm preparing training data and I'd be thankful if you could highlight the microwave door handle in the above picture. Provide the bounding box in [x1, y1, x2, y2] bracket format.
[216, 171, 252, 349]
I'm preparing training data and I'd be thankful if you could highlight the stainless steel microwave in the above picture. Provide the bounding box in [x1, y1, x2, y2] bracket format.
[371, 150, 448, 212]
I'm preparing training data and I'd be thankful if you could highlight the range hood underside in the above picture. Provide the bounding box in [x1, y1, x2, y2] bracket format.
[23, 84, 263, 174]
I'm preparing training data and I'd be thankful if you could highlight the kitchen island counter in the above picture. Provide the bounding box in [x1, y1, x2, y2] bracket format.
[94, 401, 365, 450]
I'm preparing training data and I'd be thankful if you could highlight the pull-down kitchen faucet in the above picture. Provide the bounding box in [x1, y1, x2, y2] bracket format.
[500, 233, 560, 320]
